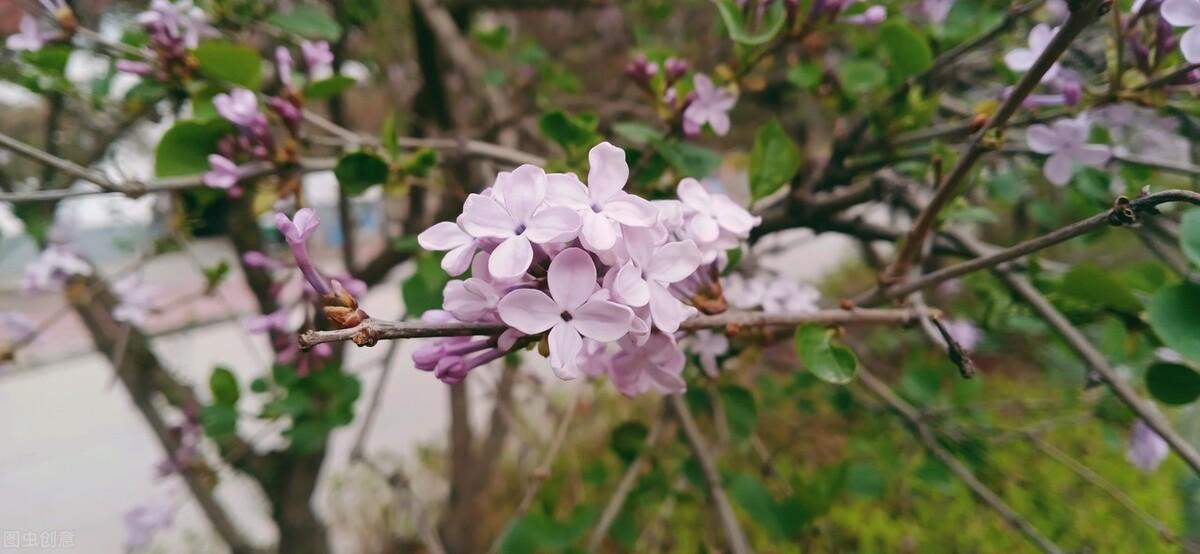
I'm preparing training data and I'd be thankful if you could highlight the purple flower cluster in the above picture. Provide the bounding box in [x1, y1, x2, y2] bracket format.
[414, 142, 760, 393]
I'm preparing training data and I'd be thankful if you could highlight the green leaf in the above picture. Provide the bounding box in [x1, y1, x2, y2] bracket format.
[267, 6, 343, 40]
[1149, 283, 1200, 362]
[538, 110, 600, 151]
[786, 63, 823, 90]
[1146, 362, 1200, 405]
[334, 151, 390, 195]
[1179, 209, 1200, 267]
[287, 420, 330, 453]
[609, 421, 649, 464]
[1060, 263, 1142, 314]
[200, 404, 238, 439]
[611, 122, 664, 146]
[712, 0, 788, 45]
[209, 367, 240, 405]
[718, 385, 758, 442]
[402, 255, 450, 317]
[730, 474, 787, 538]
[838, 59, 887, 95]
[303, 76, 356, 101]
[844, 461, 885, 498]
[655, 140, 722, 179]
[380, 111, 399, 159]
[23, 45, 72, 75]
[154, 119, 234, 177]
[194, 41, 263, 89]
[795, 325, 858, 384]
[399, 148, 439, 177]
[249, 377, 269, 394]
[749, 119, 801, 201]
[880, 21, 933, 82]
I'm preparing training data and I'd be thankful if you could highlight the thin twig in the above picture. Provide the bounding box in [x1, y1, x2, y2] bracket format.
[298, 308, 927, 348]
[669, 394, 751, 554]
[856, 367, 1064, 554]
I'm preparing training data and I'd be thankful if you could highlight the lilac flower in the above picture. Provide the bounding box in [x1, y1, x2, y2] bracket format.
[907, 0, 954, 25]
[760, 279, 820, 313]
[266, 96, 302, 136]
[545, 142, 657, 252]
[1162, 0, 1200, 62]
[1025, 116, 1111, 186]
[0, 312, 36, 346]
[242, 250, 288, 270]
[664, 57, 690, 80]
[203, 155, 242, 190]
[245, 307, 292, 334]
[683, 329, 729, 377]
[276, 46, 295, 88]
[611, 227, 702, 332]
[113, 275, 159, 326]
[116, 59, 155, 77]
[683, 74, 737, 136]
[301, 40, 335, 79]
[497, 248, 634, 379]
[841, 4, 886, 25]
[460, 164, 581, 279]
[124, 502, 174, 551]
[624, 54, 659, 84]
[442, 253, 503, 322]
[418, 219, 483, 276]
[610, 333, 687, 396]
[21, 245, 92, 292]
[1004, 24, 1061, 82]
[137, 0, 211, 49]
[274, 208, 330, 296]
[942, 318, 983, 351]
[6, 15, 52, 52]
[1127, 419, 1169, 472]
[213, 88, 269, 136]
[676, 178, 761, 252]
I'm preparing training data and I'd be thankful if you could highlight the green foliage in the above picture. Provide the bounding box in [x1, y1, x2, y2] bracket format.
[880, 21, 933, 82]
[611, 121, 665, 146]
[749, 119, 802, 201]
[539, 110, 601, 166]
[304, 76, 356, 101]
[1149, 283, 1200, 363]
[1060, 263, 1143, 314]
[712, 0, 787, 45]
[655, 139, 722, 179]
[194, 40, 263, 89]
[1146, 362, 1200, 405]
[154, 119, 234, 177]
[609, 420, 649, 464]
[838, 59, 887, 95]
[257, 364, 361, 454]
[1179, 209, 1200, 267]
[497, 506, 598, 553]
[796, 325, 859, 384]
[334, 151, 390, 195]
[719, 384, 758, 442]
[402, 254, 450, 317]
[267, 6, 343, 40]
[209, 366, 240, 406]
[786, 63, 823, 90]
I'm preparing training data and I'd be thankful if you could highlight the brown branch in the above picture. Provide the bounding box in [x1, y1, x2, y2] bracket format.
[856, 367, 1064, 554]
[883, 0, 1106, 282]
[298, 308, 927, 348]
[668, 394, 751, 554]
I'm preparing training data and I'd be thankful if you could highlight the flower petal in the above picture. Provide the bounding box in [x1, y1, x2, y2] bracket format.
[602, 193, 658, 227]
[548, 247, 598, 311]
[712, 196, 758, 235]
[687, 213, 721, 244]
[572, 299, 634, 341]
[545, 172, 590, 209]
[524, 206, 581, 244]
[648, 283, 690, 333]
[495, 164, 547, 223]
[1043, 152, 1074, 186]
[587, 142, 629, 203]
[489, 235, 534, 280]
[1163, 0, 1200, 26]
[646, 240, 702, 284]
[549, 322, 583, 379]
[418, 221, 471, 250]
[708, 110, 731, 136]
[612, 262, 651, 307]
[1025, 124, 1060, 154]
[497, 289, 560, 334]
[1004, 48, 1036, 71]
[676, 178, 712, 215]
[441, 242, 477, 276]
[1182, 25, 1200, 62]
[461, 194, 516, 238]
[1073, 144, 1112, 168]
[581, 211, 619, 251]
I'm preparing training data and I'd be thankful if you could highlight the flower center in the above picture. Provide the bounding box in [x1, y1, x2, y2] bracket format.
[560, 310, 573, 322]
[590, 203, 603, 213]
[514, 223, 527, 235]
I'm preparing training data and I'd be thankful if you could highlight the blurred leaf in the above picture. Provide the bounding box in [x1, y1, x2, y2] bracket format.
[1180, 209, 1200, 267]
[844, 461, 885, 498]
[539, 110, 600, 152]
[609, 420, 649, 464]
[1148, 283, 1200, 362]
[731, 473, 788, 538]
[23, 45, 71, 75]
[249, 377, 269, 394]
[402, 254, 449, 317]
[334, 151, 389, 195]
[267, 6, 343, 40]
[1060, 263, 1142, 314]
[399, 148, 439, 177]
[209, 367, 240, 405]
[287, 420, 330, 453]
[380, 111, 399, 159]
[838, 60, 887, 95]
[712, 0, 787, 45]
[473, 24, 510, 51]
[200, 404, 237, 439]
[786, 63, 823, 90]
[202, 260, 231, 292]
[304, 75, 355, 101]
[655, 140, 722, 179]
[749, 119, 801, 201]
[611, 122, 664, 146]
[1146, 362, 1200, 405]
[154, 119, 233, 177]
[194, 40, 263, 89]
[796, 325, 858, 384]
[719, 385, 758, 442]
[881, 21, 933, 82]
